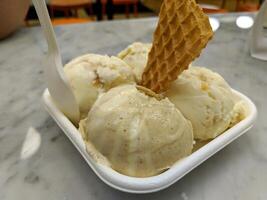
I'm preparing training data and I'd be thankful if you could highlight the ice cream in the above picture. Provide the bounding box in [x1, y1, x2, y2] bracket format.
[118, 42, 152, 82]
[229, 100, 247, 128]
[166, 67, 235, 140]
[81, 84, 193, 177]
[64, 54, 135, 118]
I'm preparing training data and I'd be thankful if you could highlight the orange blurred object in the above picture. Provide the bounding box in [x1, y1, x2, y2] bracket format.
[101, 0, 139, 18]
[50, 0, 92, 6]
[52, 17, 94, 26]
[50, 0, 93, 18]
[236, 0, 259, 11]
[196, 0, 228, 14]
[202, 7, 228, 14]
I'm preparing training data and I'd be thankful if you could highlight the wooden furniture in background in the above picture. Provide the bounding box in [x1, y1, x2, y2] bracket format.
[101, 0, 139, 18]
[51, 17, 94, 26]
[49, 0, 93, 18]
[196, 0, 228, 14]
[141, 0, 162, 13]
[201, 6, 228, 14]
[236, 0, 260, 11]
[49, 0, 94, 25]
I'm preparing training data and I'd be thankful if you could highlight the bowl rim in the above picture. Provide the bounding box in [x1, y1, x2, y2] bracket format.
[42, 88, 257, 193]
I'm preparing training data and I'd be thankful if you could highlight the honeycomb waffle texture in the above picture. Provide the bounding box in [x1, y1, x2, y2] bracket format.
[141, 0, 213, 93]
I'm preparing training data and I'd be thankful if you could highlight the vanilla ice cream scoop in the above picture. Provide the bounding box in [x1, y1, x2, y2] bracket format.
[64, 54, 135, 118]
[82, 84, 193, 177]
[118, 42, 152, 82]
[229, 100, 248, 128]
[166, 67, 235, 140]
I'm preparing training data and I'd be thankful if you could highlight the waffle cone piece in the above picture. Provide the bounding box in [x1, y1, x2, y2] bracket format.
[141, 0, 213, 93]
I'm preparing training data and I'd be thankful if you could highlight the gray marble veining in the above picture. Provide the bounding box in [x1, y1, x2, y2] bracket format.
[0, 14, 267, 200]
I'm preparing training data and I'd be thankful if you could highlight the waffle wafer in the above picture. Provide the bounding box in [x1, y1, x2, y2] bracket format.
[141, 0, 213, 93]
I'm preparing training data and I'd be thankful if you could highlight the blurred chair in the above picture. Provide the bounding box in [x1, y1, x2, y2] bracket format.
[101, 0, 139, 18]
[141, 0, 162, 13]
[49, 0, 94, 25]
[200, 5, 228, 14]
[51, 17, 94, 26]
[236, 0, 260, 11]
[50, 0, 93, 17]
[142, 0, 227, 14]
[196, 0, 228, 14]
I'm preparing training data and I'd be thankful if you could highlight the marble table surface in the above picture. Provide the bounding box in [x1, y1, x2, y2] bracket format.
[1, 13, 267, 200]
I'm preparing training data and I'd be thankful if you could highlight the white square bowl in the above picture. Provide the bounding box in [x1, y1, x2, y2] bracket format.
[42, 88, 257, 194]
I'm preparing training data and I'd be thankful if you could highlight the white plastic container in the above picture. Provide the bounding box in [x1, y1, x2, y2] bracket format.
[42, 88, 257, 194]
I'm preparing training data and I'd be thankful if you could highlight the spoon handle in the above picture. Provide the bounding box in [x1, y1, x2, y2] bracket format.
[32, 0, 59, 53]
[32, 0, 80, 124]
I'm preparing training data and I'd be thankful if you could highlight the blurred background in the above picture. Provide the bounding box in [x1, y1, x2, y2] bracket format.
[0, 0, 265, 39]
